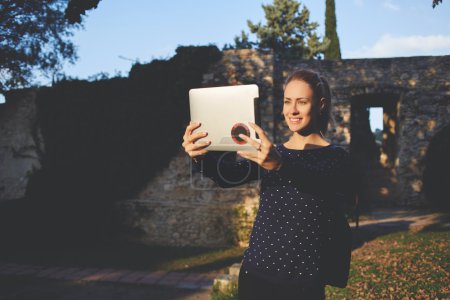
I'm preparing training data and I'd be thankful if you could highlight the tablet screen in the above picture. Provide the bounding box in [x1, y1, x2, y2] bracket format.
[189, 84, 261, 152]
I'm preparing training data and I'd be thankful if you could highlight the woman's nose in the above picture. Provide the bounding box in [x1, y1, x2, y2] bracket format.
[290, 105, 299, 114]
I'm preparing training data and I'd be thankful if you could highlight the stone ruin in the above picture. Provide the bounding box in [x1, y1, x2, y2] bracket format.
[0, 50, 448, 247]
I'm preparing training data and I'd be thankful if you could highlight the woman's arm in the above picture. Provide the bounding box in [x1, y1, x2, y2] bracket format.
[192, 151, 262, 188]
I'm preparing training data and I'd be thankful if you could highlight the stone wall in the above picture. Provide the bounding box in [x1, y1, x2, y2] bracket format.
[1, 51, 448, 247]
[119, 52, 449, 246]
[114, 150, 260, 247]
[276, 56, 449, 206]
[0, 89, 43, 202]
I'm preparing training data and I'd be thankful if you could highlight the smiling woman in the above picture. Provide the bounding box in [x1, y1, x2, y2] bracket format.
[182, 69, 358, 300]
[282, 70, 332, 149]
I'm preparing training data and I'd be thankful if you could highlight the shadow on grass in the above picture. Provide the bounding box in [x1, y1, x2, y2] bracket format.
[0, 241, 245, 274]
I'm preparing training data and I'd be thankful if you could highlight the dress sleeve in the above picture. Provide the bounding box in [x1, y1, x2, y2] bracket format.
[192, 151, 262, 188]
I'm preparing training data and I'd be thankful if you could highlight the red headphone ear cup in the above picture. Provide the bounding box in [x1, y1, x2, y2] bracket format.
[231, 123, 250, 145]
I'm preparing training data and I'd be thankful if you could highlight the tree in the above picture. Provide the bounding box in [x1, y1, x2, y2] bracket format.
[227, 0, 329, 59]
[324, 0, 341, 59]
[432, 0, 443, 8]
[65, 0, 101, 24]
[223, 31, 255, 50]
[0, 0, 100, 91]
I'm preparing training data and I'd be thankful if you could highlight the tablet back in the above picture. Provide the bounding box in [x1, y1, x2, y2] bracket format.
[189, 84, 261, 152]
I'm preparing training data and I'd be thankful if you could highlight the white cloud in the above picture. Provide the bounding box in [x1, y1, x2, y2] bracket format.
[354, 0, 364, 7]
[346, 34, 450, 58]
[382, 0, 400, 11]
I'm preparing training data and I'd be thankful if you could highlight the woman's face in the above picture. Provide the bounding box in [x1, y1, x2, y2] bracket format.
[283, 79, 318, 133]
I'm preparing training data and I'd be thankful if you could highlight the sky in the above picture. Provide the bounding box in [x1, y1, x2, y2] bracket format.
[27, 0, 450, 130]
[61, 0, 450, 79]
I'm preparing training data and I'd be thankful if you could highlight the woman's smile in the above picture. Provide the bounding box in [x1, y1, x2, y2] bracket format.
[289, 117, 303, 124]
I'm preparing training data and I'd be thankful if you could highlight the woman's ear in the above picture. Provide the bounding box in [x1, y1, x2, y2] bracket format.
[319, 97, 326, 114]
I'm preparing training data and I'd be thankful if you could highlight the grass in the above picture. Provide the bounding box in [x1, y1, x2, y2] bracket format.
[327, 230, 449, 299]
[0, 242, 245, 274]
[211, 230, 450, 300]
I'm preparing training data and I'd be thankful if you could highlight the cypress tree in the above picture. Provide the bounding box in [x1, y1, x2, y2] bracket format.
[324, 0, 341, 59]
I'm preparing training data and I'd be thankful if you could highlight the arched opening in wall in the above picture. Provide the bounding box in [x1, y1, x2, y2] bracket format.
[350, 93, 400, 208]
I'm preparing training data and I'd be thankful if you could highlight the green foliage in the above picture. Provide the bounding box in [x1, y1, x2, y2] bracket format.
[65, 0, 101, 24]
[223, 31, 255, 50]
[0, 0, 84, 91]
[324, 0, 341, 59]
[23, 45, 222, 245]
[231, 205, 257, 244]
[231, 0, 329, 59]
[211, 280, 238, 300]
[0, 0, 102, 91]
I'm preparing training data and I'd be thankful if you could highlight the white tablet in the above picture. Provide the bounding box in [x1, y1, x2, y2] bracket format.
[189, 84, 261, 152]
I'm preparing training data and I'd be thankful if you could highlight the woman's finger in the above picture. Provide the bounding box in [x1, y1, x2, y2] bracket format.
[184, 121, 201, 140]
[185, 141, 211, 152]
[238, 133, 260, 150]
[248, 122, 270, 145]
[188, 148, 209, 158]
[188, 131, 208, 144]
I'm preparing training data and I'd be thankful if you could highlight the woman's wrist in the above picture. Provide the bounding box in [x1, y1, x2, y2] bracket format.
[274, 158, 283, 171]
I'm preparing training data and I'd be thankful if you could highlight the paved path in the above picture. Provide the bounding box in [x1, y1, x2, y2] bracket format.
[0, 263, 217, 300]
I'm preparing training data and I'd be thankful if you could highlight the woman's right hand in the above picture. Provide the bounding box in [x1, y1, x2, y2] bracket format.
[182, 121, 211, 161]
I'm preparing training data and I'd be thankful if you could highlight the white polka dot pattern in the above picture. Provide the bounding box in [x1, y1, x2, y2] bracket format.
[192, 143, 353, 286]
[241, 144, 352, 285]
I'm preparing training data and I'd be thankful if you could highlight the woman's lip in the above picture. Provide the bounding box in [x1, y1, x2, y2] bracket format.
[289, 118, 302, 123]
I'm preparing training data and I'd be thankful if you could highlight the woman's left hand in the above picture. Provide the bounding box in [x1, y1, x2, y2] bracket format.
[237, 122, 283, 171]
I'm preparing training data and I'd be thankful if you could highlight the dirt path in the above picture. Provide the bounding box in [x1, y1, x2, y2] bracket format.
[349, 207, 450, 232]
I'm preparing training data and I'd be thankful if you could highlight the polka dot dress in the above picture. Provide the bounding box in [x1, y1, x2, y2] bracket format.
[193, 143, 352, 287]
[242, 144, 351, 287]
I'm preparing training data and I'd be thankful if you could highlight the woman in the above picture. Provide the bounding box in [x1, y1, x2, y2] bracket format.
[182, 69, 355, 299]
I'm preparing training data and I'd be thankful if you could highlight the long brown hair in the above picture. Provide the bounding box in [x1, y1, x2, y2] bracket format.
[284, 69, 333, 136]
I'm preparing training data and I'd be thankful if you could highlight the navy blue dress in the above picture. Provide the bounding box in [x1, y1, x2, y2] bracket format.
[192, 143, 355, 289]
